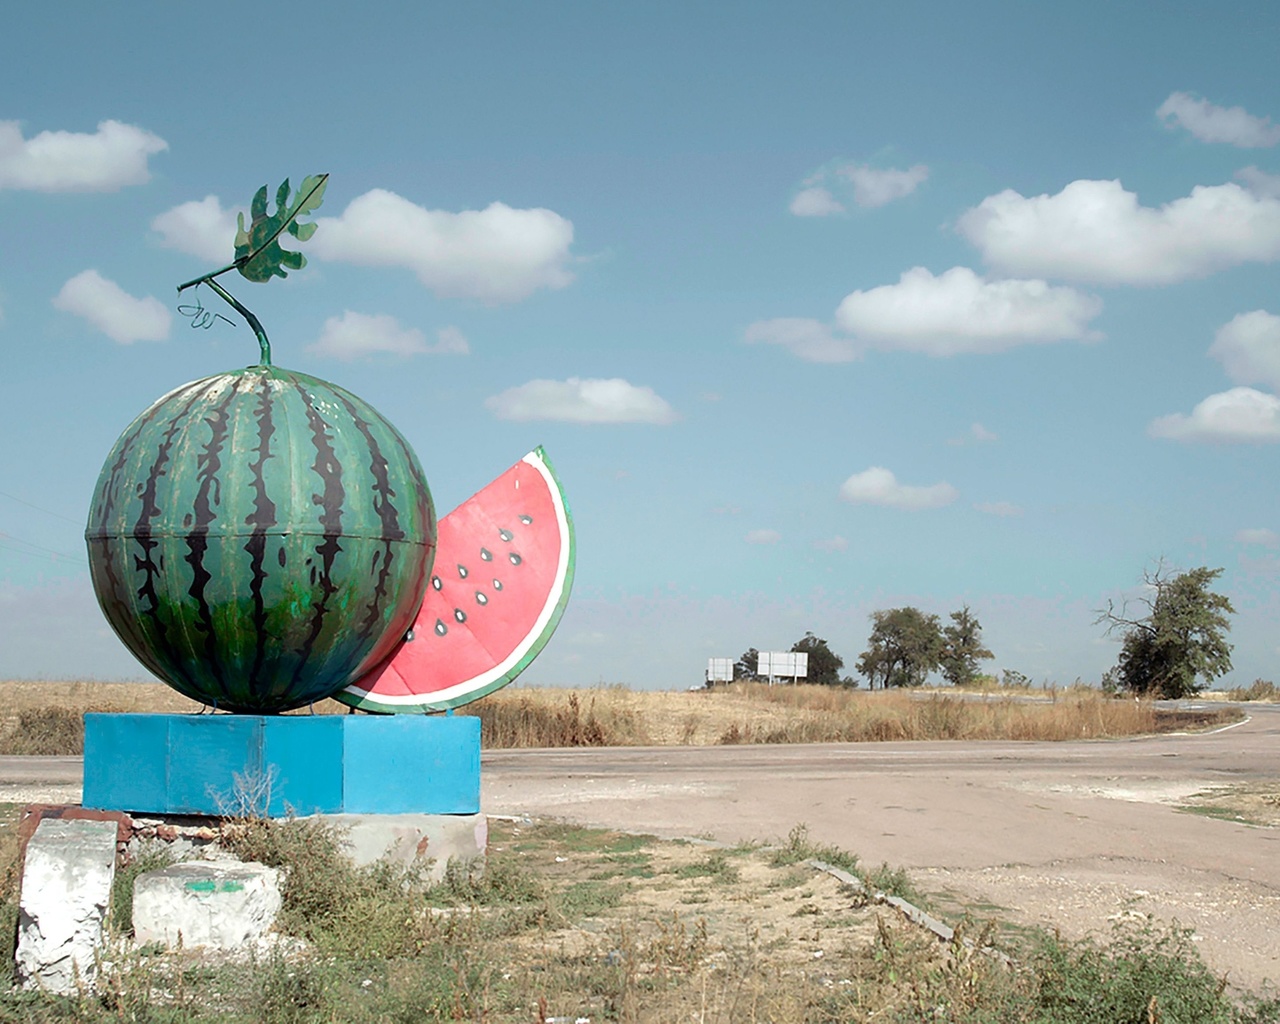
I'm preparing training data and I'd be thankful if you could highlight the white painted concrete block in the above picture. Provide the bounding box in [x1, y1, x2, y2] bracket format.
[132, 861, 282, 950]
[16, 818, 119, 995]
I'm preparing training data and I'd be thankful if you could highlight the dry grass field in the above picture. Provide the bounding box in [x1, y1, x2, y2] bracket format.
[0, 679, 1239, 754]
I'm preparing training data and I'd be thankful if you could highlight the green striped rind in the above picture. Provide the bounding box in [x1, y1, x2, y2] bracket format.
[341, 446, 575, 714]
[85, 365, 435, 713]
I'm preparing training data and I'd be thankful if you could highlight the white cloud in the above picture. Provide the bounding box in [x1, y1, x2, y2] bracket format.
[485, 377, 677, 424]
[957, 178, 1280, 285]
[1149, 387, 1280, 443]
[1208, 310, 1280, 392]
[839, 467, 957, 510]
[790, 161, 927, 216]
[151, 196, 242, 262]
[838, 162, 928, 207]
[948, 422, 999, 446]
[745, 529, 781, 545]
[814, 535, 849, 552]
[789, 186, 844, 217]
[52, 270, 170, 344]
[0, 120, 166, 192]
[1236, 527, 1279, 547]
[834, 267, 1101, 355]
[1157, 92, 1280, 148]
[433, 325, 470, 354]
[744, 317, 859, 363]
[974, 501, 1023, 517]
[746, 269, 1099, 362]
[311, 189, 574, 303]
[308, 311, 469, 361]
[1238, 166, 1280, 199]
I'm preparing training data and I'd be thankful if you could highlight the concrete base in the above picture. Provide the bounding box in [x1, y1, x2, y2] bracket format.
[314, 812, 488, 881]
[133, 861, 282, 950]
[83, 712, 480, 817]
[16, 819, 118, 994]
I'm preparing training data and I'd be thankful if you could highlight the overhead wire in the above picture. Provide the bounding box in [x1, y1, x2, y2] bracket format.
[0, 533, 84, 565]
[0, 488, 86, 566]
[0, 489, 82, 525]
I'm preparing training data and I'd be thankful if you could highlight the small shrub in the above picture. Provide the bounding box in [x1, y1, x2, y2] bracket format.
[431, 853, 544, 907]
[110, 846, 175, 936]
[674, 850, 739, 884]
[770, 823, 862, 877]
[220, 815, 433, 958]
[256, 953, 331, 1024]
[864, 861, 918, 902]
[1029, 914, 1245, 1024]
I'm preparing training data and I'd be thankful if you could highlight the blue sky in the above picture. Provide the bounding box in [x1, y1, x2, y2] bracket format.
[3, 1, 1279, 689]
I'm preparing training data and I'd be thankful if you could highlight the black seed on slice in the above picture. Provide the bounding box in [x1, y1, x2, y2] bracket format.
[405, 629, 415, 642]
[509, 552, 522, 566]
[277, 549, 287, 568]
[480, 548, 493, 561]
[476, 591, 488, 605]
[454, 608, 466, 623]
[519, 514, 533, 524]
[457, 564, 469, 579]
[432, 576, 442, 590]
[435, 619, 447, 636]
[499, 528, 514, 542]
[493, 578, 504, 591]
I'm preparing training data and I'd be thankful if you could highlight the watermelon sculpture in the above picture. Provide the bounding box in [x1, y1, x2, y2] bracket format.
[339, 447, 575, 713]
[84, 173, 573, 715]
[86, 365, 435, 713]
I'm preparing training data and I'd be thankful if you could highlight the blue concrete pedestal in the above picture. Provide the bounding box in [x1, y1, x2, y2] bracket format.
[82, 713, 480, 817]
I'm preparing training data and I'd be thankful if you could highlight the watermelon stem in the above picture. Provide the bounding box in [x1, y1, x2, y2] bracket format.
[177, 276, 272, 366]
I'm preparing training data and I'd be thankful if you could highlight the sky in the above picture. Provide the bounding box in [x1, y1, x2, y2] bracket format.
[2, 1, 1279, 691]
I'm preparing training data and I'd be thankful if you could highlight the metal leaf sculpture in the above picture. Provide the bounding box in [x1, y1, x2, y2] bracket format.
[234, 175, 328, 283]
[177, 172, 329, 365]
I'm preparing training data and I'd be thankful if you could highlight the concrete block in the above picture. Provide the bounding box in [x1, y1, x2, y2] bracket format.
[313, 812, 488, 881]
[132, 861, 282, 950]
[16, 818, 118, 995]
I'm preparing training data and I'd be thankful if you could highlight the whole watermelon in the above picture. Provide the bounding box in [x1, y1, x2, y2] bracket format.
[85, 365, 435, 713]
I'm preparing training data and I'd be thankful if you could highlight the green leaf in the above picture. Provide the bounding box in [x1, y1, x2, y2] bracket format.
[234, 174, 329, 284]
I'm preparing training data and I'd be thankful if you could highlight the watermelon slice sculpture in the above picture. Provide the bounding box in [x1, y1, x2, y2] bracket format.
[338, 447, 575, 713]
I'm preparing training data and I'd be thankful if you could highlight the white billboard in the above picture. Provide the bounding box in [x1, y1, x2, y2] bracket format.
[758, 651, 808, 680]
[706, 657, 734, 683]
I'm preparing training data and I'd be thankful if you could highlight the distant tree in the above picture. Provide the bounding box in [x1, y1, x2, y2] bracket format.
[856, 607, 944, 689]
[939, 605, 994, 686]
[734, 647, 761, 682]
[790, 632, 847, 686]
[1096, 564, 1235, 699]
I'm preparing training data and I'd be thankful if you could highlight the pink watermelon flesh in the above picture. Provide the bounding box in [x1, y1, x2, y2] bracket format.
[337, 447, 574, 713]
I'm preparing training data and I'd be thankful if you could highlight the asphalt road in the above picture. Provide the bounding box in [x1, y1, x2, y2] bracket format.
[6, 704, 1278, 989]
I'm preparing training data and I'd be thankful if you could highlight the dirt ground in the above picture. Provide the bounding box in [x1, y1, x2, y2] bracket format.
[490, 818, 943, 1021]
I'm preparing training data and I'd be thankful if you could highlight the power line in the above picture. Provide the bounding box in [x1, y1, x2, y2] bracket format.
[0, 489, 82, 525]
[0, 533, 84, 565]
